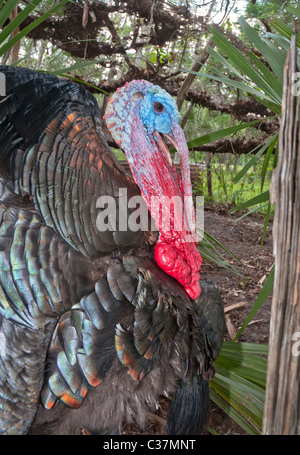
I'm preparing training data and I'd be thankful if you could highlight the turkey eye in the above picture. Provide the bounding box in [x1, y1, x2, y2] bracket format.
[154, 102, 165, 113]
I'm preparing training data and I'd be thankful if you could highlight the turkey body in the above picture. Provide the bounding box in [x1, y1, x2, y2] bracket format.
[0, 66, 224, 435]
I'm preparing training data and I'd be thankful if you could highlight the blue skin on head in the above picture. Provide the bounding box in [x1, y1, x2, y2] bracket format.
[105, 81, 181, 149]
[138, 86, 181, 136]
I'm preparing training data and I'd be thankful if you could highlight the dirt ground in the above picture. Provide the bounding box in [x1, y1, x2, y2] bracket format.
[123, 206, 274, 436]
[202, 207, 273, 346]
[200, 207, 273, 435]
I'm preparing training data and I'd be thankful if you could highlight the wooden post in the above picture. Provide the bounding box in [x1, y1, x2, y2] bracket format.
[263, 36, 300, 434]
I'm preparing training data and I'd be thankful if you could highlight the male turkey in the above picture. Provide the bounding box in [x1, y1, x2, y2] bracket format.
[0, 66, 224, 435]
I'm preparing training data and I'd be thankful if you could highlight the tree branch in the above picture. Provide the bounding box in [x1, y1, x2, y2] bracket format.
[177, 39, 214, 111]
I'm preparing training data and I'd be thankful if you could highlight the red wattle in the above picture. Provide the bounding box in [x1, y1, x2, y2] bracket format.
[184, 280, 201, 300]
[154, 241, 201, 300]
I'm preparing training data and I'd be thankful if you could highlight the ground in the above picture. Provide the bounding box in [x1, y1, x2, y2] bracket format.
[202, 207, 273, 346]
[123, 206, 274, 435]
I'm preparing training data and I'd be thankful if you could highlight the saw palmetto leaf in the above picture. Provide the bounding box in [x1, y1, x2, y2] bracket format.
[234, 265, 274, 340]
[271, 17, 300, 47]
[233, 133, 278, 184]
[191, 67, 281, 113]
[0, 0, 20, 30]
[209, 388, 260, 434]
[186, 117, 268, 150]
[209, 341, 268, 434]
[50, 61, 104, 77]
[230, 190, 270, 213]
[238, 17, 285, 85]
[0, 0, 70, 57]
[198, 230, 242, 276]
[261, 135, 278, 191]
[205, 24, 283, 109]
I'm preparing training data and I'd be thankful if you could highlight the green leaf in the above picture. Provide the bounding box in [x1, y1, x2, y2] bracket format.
[0, 0, 70, 57]
[233, 134, 277, 184]
[234, 265, 274, 340]
[210, 370, 264, 432]
[247, 51, 282, 98]
[209, 341, 268, 434]
[231, 190, 270, 212]
[203, 231, 241, 264]
[238, 17, 284, 84]
[186, 118, 268, 149]
[216, 350, 267, 388]
[220, 341, 268, 356]
[50, 60, 104, 76]
[236, 203, 270, 221]
[271, 18, 300, 47]
[209, 388, 261, 435]
[199, 247, 241, 275]
[286, 5, 300, 18]
[267, 32, 300, 69]
[261, 134, 278, 191]
[261, 39, 287, 80]
[260, 203, 271, 249]
[0, 0, 20, 29]
[48, 73, 109, 95]
[0, 0, 43, 46]
[198, 231, 242, 276]
[209, 25, 282, 105]
[192, 69, 282, 114]
[206, 45, 245, 80]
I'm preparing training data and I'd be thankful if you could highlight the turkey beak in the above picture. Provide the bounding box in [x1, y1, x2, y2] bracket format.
[167, 124, 196, 243]
[153, 131, 173, 166]
[154, 125, 196, 242]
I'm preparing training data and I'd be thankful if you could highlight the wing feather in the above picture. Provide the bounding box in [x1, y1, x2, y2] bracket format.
[0, 65, 144, 256]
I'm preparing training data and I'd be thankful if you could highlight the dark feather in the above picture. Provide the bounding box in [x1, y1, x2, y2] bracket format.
[166, 375, 210, 435]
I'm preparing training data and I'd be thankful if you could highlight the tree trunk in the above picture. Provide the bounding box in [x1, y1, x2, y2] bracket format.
[233, 155, 239, 172]
[176, 39, 215, 111]
[263, 36, 300, 435]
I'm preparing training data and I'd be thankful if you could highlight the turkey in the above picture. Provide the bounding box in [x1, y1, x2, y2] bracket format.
[0, 65, 224, 435]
